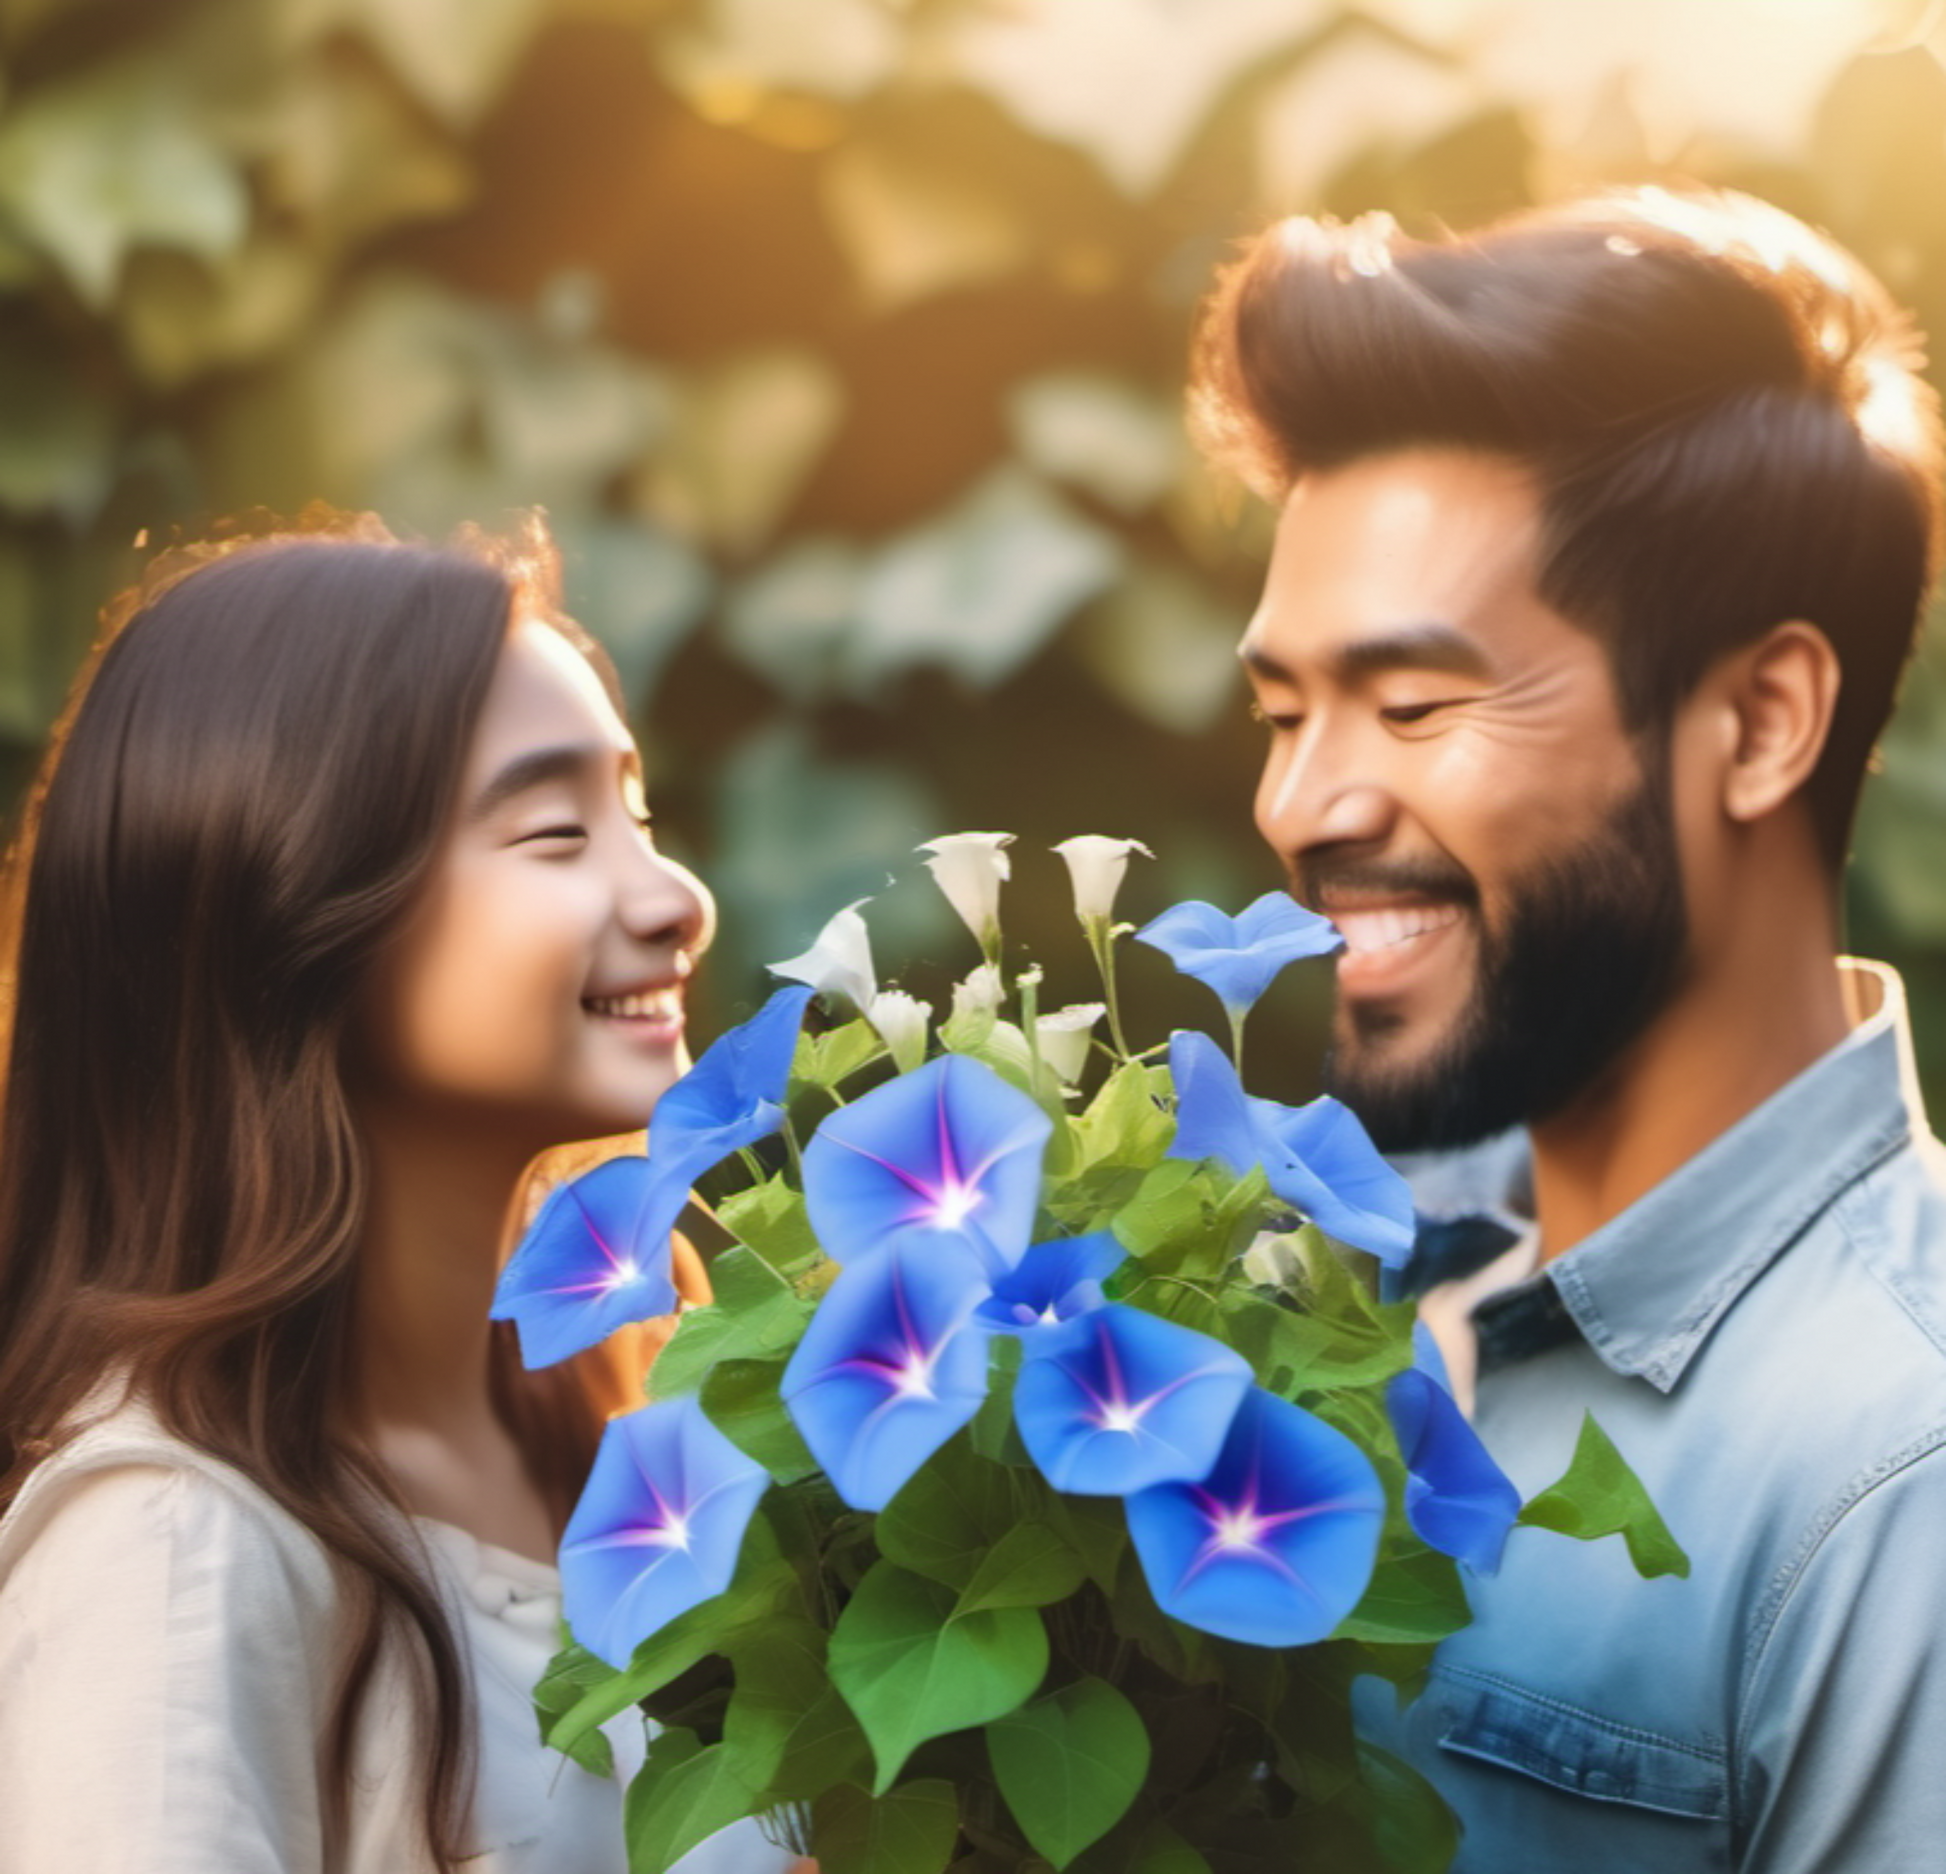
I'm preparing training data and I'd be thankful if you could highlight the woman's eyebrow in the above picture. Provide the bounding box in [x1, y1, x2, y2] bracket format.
[465, 744, 602, 822]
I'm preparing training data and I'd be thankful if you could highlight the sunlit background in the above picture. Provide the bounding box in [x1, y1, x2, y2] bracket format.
[4, 0, 1945, 1104]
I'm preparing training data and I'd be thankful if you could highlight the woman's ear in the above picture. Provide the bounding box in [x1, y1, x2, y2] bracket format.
[1716, 621, 1842, 824]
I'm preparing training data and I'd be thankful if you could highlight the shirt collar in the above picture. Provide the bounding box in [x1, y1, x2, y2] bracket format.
[1407, 960, 1924, 1394]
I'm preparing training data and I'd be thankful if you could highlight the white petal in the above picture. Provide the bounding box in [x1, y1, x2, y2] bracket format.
[1051, 834, 1153, 923]
[768, 899, 879, 1012]
[918, 831, 1015, 943]
[1035, 1001, 1105, 1084]
[867, 990, 933, 1073]
[951, 963, 1006, 1021]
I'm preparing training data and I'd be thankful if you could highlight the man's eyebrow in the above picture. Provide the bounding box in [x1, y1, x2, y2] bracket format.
[1330, 623, 1496, 684]
[465, 744, 604, 822]
[1241, 623, 1495, 686]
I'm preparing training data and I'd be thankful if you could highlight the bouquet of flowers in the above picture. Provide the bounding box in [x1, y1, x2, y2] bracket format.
[492, 835, 1683, 1874]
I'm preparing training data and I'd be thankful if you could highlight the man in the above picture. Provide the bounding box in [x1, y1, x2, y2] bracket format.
[1193, 190, 1946, 1870]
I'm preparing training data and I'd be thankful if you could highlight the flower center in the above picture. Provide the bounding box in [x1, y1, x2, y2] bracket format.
[929, 1178, 982, 1231]
[890, 1348, 937, 1401]
[1211, 1503, 1270, 1551]
[646, 1512, 692, 1552]
[604, 1258, 642, 1292]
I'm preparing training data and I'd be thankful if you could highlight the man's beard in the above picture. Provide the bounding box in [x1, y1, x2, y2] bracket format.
[1307, 766, 1688, 1155]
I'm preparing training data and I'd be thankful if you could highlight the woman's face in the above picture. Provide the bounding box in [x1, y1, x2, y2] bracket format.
[360, 618, 714, 1151]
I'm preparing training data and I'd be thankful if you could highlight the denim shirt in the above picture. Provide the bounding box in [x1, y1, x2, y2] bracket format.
[1356, 962, 1946, 1872]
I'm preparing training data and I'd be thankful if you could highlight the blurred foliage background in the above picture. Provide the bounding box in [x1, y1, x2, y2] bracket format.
[3, 0, 1946, 1106]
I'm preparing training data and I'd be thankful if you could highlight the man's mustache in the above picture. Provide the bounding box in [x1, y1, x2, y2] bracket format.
[1293, 854, 1480, 910]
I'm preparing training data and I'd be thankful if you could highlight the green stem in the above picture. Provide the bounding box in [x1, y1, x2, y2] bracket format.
[1017, 967, 1044, 1090]
[781, 1112, 805, 1183]
[1090, 919, 1134, 1062]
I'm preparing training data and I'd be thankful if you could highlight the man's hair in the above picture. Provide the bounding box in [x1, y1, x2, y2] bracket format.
[1192, 188, 1945, 868]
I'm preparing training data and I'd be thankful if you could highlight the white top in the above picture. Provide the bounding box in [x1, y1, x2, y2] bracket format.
[0, 1393, 790, 1874]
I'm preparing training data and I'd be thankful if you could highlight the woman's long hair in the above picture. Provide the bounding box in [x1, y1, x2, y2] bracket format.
[0, 514, 610, 1869]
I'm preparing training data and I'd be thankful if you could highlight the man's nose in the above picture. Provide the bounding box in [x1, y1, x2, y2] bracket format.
[1255, 716, 1396, 856]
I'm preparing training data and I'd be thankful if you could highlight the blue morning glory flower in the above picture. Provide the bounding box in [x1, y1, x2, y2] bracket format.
[1167, 1030, 1415, 1266]
[1134, 893, 1340, 1018]
[801, 1052, 1051, 1276]
[491, 1157, 684, 1369]
[491, 987, 814, 1370]
[1387, 1366, 1522, 1575]
[974, 1232, 1124, 1335]
[646, 983, 814, 1182]
[780, 1238, 994, 1510]
[1014, 1305, 1253, 1496]
[560, 1396, 771, 1669]
[1125, 1387, 1384, 1648]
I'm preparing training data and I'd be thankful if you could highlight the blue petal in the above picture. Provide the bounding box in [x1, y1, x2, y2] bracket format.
[780, 1238, 994, 1510]
[1014, 1305, 1252, 1495]
[560, 1397, 771, 1669]
[1387, 1368, 1521, 1575]
[1126, 1388, 1384, 1647]
[1255, 1096, 1416, 1266]
[490, 1157, 683, 1368]
[974, 1232, 1124, 1334]
[802, 1053, 1051, 1275]
[646, 984, 813, 1179]
[1136, 894, 1340, 1015]
[1165, 1029, 1259, 1178]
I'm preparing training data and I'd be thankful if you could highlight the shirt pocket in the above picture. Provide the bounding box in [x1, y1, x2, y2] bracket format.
[1436, 1670, 1728, 1823]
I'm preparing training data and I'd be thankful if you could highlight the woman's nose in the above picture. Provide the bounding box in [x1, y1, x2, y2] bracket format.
[624, 846, 716, 960]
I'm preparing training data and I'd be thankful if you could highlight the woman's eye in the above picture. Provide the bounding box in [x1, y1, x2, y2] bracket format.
[515, 823, 588, 846]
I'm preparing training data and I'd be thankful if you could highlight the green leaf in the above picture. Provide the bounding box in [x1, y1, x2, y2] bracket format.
[1070, 1060, 1174, 1172]
[953, 1521, 1087, 1616]
[1358, 1739, 1462, 1874]
[986, 1677, 1149, 1869]
[544, 1516, 795, 1767]
[827, 1561, 1050, 1791]
[1110, 1160, 1272, 1282]
[699, 1356, 820, 1484]
[715, 1173, 825, 1275]
[1218, 1281, 1412, 1397]
[1039, 1491, 1128, 1597]
[876, 1441, 1022, 1589]
[623, 1727, 768, 1874]
[793, 1017, 887, 1093]
[533, 1638, 624, 1777]
[812, 1778, 961, 1874]
[968, 1336, 1033, 1467]
[1334, 1547, 1473, 1646]
[1517, 1412, 1690, 1579]
[745, 1622, 873, 1803]
[0, 60, 248, 308]
[650, 1248, 815, 1396]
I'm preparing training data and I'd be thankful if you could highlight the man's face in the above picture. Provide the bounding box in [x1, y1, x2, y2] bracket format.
[1242, 449, 1689, 1153]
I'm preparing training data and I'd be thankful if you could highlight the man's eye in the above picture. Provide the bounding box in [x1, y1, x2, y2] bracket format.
[1379, 699, 1456, 725]
[1249, 700, 1302, 731]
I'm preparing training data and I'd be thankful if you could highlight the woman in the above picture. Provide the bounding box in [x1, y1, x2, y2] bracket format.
[0, 517, 795, 1872]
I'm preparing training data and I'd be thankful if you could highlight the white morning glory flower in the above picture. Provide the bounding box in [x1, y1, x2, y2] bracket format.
[951, 963, 1006, 1023]
[1052, 834, 1154, 925]
[867, 989, 933, 1074]
[918, 832, 1015, 948]
[1035, 1002, 1106, 1084]
[769, 899, 878, 1013]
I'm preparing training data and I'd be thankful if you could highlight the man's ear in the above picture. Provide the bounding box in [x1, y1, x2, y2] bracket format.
[1714, 621, 1842, 824]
